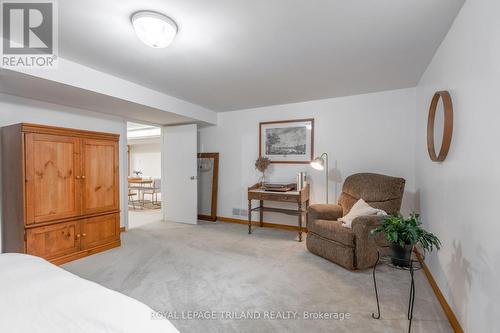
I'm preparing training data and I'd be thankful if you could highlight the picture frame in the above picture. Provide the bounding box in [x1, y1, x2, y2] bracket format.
[259, 118, 314, 164]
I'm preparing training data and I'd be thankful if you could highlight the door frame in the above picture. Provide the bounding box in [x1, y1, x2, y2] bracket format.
[125, 121, 165, 229]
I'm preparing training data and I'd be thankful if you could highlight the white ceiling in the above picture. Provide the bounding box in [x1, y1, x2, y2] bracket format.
[127, 122, 158, 131]
[59, 0, 464, 111]
[127, 122, 161, 140]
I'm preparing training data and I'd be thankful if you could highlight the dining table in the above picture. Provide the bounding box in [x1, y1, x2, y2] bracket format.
[128, 177, 153, 208]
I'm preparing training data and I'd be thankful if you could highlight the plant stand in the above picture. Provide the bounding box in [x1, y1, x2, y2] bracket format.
[371, 247, 424, 333]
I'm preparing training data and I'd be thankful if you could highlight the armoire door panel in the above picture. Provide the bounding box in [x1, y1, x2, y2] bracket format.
[81, 213, 120, 249]
[25, 134, 81, 224]
[26, 221, 81, 259]
[82, 139, 119, 214]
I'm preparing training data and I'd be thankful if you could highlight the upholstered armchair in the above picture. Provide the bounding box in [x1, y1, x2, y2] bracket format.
[307, 173, 405, 270]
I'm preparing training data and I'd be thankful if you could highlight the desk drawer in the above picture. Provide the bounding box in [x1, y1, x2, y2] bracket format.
[258, 193, 299, 203]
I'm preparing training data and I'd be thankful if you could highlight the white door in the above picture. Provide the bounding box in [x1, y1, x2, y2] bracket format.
[162, 124, 198, 224]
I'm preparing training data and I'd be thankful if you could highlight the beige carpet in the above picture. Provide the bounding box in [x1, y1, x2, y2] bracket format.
[63, 220, 453, 333]
[128, 208, 162, 229]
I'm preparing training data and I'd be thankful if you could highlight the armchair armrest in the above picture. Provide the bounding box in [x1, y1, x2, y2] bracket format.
[351, 215, 384, 231]
[351, 215, 388, 269]
[308, 204, 343, 221]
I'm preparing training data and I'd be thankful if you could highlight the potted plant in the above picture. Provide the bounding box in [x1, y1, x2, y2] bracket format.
[370, 213, 441, 267]
[254, 157, 271, 186]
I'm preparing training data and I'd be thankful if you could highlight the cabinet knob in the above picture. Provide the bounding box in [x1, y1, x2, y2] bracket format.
[76, 234, 81, 238]
[81, 176, 86, 179]
[76, 176, 81, 179]
[82, 233, 87, 237]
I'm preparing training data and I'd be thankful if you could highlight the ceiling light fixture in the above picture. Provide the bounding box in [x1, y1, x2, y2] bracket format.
[131, 11, 177, 48]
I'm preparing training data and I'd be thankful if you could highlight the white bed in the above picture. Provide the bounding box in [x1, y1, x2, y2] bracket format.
[0, 253, 179, 333]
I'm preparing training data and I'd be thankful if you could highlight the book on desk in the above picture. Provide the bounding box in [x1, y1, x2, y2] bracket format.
[262, 183, 296, 192]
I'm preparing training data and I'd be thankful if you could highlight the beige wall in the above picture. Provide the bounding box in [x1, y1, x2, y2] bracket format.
[199, 87, 417, 225]
[129, 143, 162, 178]
[415, 0, 500, 331]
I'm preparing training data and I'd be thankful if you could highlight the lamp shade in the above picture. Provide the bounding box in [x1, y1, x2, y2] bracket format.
[310, 156, 325, 170]
[132, 11, 177, 48]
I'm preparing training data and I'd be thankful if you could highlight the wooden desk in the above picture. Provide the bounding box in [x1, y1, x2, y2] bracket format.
[247, 183, 310, 242]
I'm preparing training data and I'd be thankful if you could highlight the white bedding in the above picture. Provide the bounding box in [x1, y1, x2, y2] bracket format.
[0, 253, 178, 333]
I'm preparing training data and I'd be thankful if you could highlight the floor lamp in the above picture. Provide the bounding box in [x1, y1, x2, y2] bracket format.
[310, 153, 329, 204]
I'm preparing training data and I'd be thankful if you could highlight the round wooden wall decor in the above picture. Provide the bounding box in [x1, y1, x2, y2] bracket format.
[427, 91, 453, 162]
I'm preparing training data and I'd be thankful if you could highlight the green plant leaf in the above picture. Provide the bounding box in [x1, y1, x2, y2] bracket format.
[368, 212, 441, 252]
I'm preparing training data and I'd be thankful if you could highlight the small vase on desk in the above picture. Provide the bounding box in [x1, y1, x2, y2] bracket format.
[259, 173, 266, 188]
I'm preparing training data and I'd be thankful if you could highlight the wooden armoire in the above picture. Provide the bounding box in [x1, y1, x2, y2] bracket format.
[1, 123, 121, 264]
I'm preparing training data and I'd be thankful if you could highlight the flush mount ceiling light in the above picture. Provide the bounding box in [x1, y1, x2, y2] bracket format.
[131, 11, 177, 48]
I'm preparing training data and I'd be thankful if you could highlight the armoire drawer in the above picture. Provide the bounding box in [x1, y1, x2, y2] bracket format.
[26, 221, 81, 260]
[81, 213, 120, 250]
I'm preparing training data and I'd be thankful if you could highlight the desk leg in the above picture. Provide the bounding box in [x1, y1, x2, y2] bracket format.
[298, 202, 303, 242]
[259, 200, 264, 227]
[139, 187, 144, 210]
[248, 200, 252, 234]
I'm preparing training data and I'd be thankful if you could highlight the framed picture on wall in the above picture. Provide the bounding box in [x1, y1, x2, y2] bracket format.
[259, 118, 314, 164]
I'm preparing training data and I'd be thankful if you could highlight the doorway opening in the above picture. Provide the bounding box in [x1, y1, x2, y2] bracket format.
[127, 122, 163, 229]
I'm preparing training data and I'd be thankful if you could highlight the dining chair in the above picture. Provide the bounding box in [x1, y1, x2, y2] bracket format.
[128, 190, 137, 210]
[143, 178, 161, 208]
